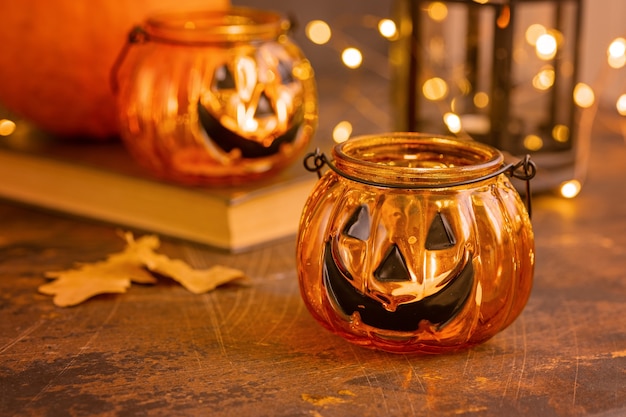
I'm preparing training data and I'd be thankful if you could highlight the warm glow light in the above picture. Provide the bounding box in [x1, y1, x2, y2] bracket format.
[306, 20, 332, 45]
[237, 102, 258, 132]
[536, 33, 557, 60]
[523, 134, 543, 151]
[333, 121, 353, 143]
[609, 54, 626, 69]
[608, 37, 626, 58]
[473, 92, 489, 108]
[342, 47, 363, 69]
[443, 112, 461, 133]
[422, 77, 448, 101]
[573, 83, 595, 108]
[608, 37, 626, 69]
[617, 94, 626, 116]
[532, 67, 555, 90]
[552, 124, 570, 143]
[0, 119, 16, 136]
[560, 180, 582, 198]
[525, 24, 547, 46]
[496, 6, 511, 29]
[457, 78, 472, 95]
[427, 2, 448, 22]
[378, 19, 397, 39]
[236, 56, 257, 102]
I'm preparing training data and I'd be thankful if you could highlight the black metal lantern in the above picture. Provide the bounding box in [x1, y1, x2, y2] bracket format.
[391, 0, 584, 193]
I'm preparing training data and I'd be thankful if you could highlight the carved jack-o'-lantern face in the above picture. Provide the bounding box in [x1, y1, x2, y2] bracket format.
[296, 134, 535, 353]
[197, 43, 307, 159]
[323, 198, 475, 333]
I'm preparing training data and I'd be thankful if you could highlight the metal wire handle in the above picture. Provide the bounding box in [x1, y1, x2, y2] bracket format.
[303, 149, 537, 218]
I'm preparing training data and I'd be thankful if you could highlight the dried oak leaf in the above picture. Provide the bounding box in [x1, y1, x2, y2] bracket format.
[39, 232, 246, 307]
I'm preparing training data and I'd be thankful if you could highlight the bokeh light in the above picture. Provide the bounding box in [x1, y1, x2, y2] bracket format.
[333, 120, 353, 143]
[443, 112, 461, 133]
[473, 92, 489, 108]
[608, 37, 626, 69]
[0, 119, 16, 136]
[378, 19, 397, 39]
[422, 77, 448, 101]
[523, 134, 543, 151]
[532, 67, 555, 90]
[536, 33, 557, 60]
[306, 20, 332, 45]
[552, 124, 570, 143]
[427, 2, 448, 22]
[560, 180, 582, 199]
[573, 83, 595, 108]
[525, 24, 546, 46]
[616, 94, 626, 116]
[341, 47, 363, 69]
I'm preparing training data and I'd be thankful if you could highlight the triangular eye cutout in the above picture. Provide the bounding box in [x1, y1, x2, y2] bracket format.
[343, 205, 370, 241]
[374, 244, 411, 282]
[213, 65, 236, 89]
[426, 212, 456, 250]
[277, 60, 295, 84]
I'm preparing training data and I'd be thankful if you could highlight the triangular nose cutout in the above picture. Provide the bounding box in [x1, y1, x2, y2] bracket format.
[254, 92, 275, 118]
[374, 244, 411, 282]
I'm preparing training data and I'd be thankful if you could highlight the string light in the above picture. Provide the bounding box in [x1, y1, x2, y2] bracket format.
[333, 120, 353, 143]
[617, 94, 626, 116]
[523, 134, 543, 151]
[300, 8, 623, 201]
[427, 2, 448, 22]
[535, 33, 557, 60]
[443, 112, 461, 133]
[305, 20, 332, 45]
[422, 77, 448, 101]
[532, 67, 555, 90]
[341, 47, 363, 69]
[0, 119, 16, 136]
[573, 83, 595, 108]
[378, 19, 397, 40]
[473, 92, 489, 108]
[552, 124, 570, 143]
[525, 24, 546, 46]
[560, 180, 582, 199]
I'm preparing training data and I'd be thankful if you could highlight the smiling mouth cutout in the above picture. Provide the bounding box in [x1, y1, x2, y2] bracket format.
[322, 242, 475, 332]
[197, 100, 302, 159]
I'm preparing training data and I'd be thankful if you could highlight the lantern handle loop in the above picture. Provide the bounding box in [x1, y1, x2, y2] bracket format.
[110, 26, 150, 95]
[507, 154, 537, 218]
[303, 148, 328, 179]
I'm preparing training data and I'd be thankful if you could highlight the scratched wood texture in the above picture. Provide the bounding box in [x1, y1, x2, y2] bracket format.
[1, 130, 626, 417]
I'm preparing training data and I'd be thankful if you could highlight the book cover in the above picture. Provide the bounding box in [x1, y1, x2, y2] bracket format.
[0, 129, 318, 252]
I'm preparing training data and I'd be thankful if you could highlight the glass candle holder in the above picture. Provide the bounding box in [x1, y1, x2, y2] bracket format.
[112, 7, 318, 186]
[297, 133, 535, 354]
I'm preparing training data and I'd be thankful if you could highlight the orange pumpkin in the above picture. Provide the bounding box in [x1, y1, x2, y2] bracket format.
[0, 0, 229, 140]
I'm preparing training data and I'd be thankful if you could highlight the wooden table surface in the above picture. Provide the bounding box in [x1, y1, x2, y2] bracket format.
[2, 128, 626, 417]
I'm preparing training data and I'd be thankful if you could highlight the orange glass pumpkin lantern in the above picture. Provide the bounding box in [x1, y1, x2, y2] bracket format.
[297, 133, 535, 353]
[113, 7, 317, 185]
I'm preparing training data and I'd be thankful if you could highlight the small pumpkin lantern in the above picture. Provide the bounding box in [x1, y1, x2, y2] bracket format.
[297, 133, 535, 353]
[113, 7, 317, 185]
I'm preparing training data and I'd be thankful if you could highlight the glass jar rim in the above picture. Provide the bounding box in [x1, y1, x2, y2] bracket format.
[332, 133, 505, 188]
[144, 7, 290, 44]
